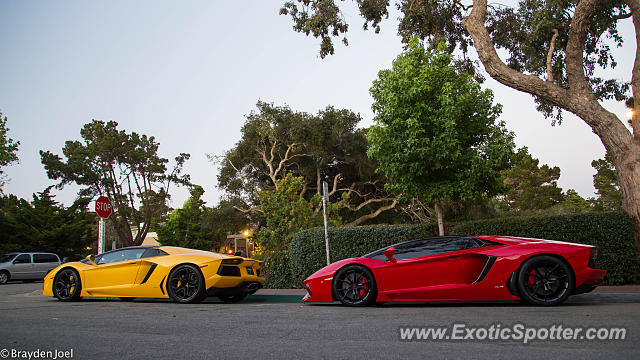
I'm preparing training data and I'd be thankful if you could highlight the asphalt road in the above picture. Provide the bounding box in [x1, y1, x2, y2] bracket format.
[1, 282, 639, 360]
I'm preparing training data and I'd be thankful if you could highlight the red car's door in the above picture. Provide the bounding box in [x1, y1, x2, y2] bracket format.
[377, 238, 473, 300]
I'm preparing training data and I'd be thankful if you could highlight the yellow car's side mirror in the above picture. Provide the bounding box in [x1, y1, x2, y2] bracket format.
[86, 254, 97, 266]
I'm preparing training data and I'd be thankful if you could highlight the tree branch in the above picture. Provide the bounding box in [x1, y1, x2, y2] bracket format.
[328, 173, 342, 196]
[233, 205, 263, 214]
[453, 0, 473, 12]
[462, 0, 571, 105]
[462, 0, 632, 150]
[342, 197, 396, 212]
[347, 199, 397, 226]
[565, 0, 598, 97]
[273, 143, 302, 180]
[546, 28, 559, 83]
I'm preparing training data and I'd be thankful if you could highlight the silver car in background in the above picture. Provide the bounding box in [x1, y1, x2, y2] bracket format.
[0, 253, 61, 284]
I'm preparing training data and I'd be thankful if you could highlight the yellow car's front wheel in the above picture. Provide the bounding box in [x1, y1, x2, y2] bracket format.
[167, 264, 206, 304]
[54, 268, 82, 302]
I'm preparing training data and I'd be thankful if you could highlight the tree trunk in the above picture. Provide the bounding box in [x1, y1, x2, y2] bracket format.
[109, 216, 134, 248]
[435, 203, 445, 236]
[463, 0, 640, 261]
[628, 0, 640, 260]
[616, 149, 640, 259]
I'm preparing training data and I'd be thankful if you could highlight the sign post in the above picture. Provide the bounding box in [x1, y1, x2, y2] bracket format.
[322, 181, 330, 265]
[95, 196, 113, 254]
[98, 218, 106, 255]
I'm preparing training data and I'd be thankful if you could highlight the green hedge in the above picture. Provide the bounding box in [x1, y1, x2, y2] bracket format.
[453, 212, 639, 285]
[253, 251, 299, 289]
[289, 224, 437, 286]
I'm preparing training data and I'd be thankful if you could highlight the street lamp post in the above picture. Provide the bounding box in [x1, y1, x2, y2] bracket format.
[322, 181, 330, 265]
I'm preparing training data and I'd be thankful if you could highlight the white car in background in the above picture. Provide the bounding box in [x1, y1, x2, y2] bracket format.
[0, 252, 61, 284]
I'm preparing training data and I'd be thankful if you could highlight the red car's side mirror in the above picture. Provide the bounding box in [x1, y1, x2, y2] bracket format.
[383, 247, 397, 263]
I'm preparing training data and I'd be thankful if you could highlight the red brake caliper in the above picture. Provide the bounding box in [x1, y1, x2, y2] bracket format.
[528, 269, 537, 287]
[359, 277, 369, 298]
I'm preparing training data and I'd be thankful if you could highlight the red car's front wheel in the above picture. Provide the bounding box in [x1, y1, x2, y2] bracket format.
[332, 265, 377, 306]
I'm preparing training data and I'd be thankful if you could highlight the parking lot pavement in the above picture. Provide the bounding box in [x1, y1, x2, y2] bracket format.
[1, 282, 639, 360]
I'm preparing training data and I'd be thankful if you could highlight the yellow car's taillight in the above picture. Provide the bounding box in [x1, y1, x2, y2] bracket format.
[221, 258, 243, 265]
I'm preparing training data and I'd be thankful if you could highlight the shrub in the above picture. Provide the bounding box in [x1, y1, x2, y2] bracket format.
[289, 224, 436, 286]
[255, 174, 341, 253]
[453, 212, 639, 285]
[253, 251, 298, 289]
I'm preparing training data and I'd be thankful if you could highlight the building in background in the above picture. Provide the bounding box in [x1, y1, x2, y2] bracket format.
[219, 231, 253, 257]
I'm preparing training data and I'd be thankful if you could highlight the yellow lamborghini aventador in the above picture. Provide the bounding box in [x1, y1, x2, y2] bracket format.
[42, 246, 265, 304]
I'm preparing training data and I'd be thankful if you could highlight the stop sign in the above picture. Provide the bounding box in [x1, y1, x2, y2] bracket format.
[95, 196, 113, 218]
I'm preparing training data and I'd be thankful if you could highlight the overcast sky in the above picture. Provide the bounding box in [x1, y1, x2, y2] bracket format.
[0, 1, 635, 209]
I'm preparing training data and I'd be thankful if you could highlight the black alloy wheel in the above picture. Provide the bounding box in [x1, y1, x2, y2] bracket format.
[332, 265, 377, 306]
[167, 264, 206, 304]
[516, 255, 574, 306]
[53, 268, 82, 301]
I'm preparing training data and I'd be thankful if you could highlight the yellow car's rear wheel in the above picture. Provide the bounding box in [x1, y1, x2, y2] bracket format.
[167, 264, 206, 304]
[53, 268, 82, 302]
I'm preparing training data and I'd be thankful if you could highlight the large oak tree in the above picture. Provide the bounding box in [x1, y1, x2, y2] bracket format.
[40, 120, 191, 247]
[280, 0, 640, 257]
[216, 102, 398, 226]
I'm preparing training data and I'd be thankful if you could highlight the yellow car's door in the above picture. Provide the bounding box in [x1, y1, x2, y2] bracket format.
[83, 248, 147, 296]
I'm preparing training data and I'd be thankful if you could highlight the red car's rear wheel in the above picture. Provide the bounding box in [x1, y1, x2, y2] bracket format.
[332, 265, 377, 306]
[517, 255, 574, 306]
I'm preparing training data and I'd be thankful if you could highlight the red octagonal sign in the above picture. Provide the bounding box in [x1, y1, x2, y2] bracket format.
[95, 196, 113, 218]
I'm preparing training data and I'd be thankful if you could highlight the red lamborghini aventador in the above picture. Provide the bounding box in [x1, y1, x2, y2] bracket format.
[302, 236, 606, 306]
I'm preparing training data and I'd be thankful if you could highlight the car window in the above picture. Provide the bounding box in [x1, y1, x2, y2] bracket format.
[365, 237, 471, 261]
[141, 248, 168, 259]
[13, 254, 31, 264]
[96, 251, 121, 264]
[97, 248, 146, 265]
[121, 249, 146, 261]
[33, 254, 60, 263]
[0, 254, 17, 263]
[393, 238, 469, 260]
